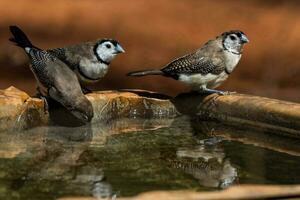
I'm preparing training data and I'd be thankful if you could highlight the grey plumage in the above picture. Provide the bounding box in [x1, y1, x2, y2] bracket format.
[10, 25, 124, 92]
[48, 44, 95, 71]
[48, 39, 125, 90]
[9, 26, 94, 123]
[128, 30, 249, 94]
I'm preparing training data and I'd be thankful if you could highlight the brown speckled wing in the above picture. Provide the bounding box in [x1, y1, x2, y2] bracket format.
[162, 53, 225, 78]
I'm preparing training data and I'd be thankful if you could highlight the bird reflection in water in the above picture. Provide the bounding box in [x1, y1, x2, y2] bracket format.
[170, 137, 237, 189]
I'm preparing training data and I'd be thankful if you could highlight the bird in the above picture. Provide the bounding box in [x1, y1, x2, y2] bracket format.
[9, 26, 124, 93]
[127, 30, 249, 94]
[47, 38, 125, 93]
[9, 25, 94, 123]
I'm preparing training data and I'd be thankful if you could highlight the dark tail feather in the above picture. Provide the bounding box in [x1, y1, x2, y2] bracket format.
[127, 69, 164, 77]
[9, 25, 35, 49]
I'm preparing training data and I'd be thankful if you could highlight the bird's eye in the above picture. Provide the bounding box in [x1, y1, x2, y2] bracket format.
[230, 35, 237, 40]
[106, 44, 111, 48]
[236, 32, 242, 37]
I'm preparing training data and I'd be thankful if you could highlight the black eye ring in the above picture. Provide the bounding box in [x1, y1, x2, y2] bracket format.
[106, 44, 111, 48]
[230, 35, 237, 40]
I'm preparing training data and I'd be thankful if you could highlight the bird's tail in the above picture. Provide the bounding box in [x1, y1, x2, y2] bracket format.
[9, 25, 35, 49]
[127, 69, 164, 77]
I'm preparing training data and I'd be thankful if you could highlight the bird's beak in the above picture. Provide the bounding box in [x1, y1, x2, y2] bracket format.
[241, 34, 249, 43]
[115, 44, 125, 53]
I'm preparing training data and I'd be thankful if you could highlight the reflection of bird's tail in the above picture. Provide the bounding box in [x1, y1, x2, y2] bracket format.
[127, 69, 164, 77]
[9, 25, 36, 50]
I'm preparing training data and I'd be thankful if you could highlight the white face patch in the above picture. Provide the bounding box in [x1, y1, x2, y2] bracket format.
[96, 41, 118, 63]
[223, 34, 243, 54]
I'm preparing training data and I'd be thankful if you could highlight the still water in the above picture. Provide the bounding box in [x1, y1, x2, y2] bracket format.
[0, 116, 300, 199]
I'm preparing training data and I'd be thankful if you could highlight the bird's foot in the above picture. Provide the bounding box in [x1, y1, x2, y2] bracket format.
[34, 90, 49, 113]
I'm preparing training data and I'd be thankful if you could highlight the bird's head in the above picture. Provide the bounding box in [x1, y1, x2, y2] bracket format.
[220, 30, 249, 55]
[93, 39, 125, 64]
[70, 97, 94, 124]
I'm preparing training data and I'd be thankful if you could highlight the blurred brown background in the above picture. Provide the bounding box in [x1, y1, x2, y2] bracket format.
[1, 0, 300, 102]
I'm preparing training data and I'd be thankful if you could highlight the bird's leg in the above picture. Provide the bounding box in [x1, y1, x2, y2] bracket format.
[40, 96, 49, 113]
[35, 87, 49, 113]
[201, 88, 234, 95]
[200, 88, 225, 95]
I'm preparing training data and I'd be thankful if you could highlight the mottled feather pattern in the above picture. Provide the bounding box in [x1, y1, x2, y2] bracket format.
[48, 48, 66, 59]
[162, 53, 225, 77]
[28, 48, 55, 87]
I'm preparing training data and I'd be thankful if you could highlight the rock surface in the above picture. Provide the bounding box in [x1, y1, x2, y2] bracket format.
[2, 87, 300, 140]
[87, 90, 178, 122]
[0, 87, 178, 131]
[0, 86, 47, 132]
[174, 92, 300, 139]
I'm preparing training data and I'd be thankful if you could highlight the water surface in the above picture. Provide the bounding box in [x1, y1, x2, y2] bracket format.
[0, 116, 300, 199]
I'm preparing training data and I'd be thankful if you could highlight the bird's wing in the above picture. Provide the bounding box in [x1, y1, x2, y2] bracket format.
[48, 86, 76, 111]
[28, 49, 56, 87]
[162, 53, 225, 77]
[29, 48, 81, 101]
[48, 86, 65, 106]
[47, 62, 83, 111]
[48, 48, 66, 60]
[47, 47, 77, 69]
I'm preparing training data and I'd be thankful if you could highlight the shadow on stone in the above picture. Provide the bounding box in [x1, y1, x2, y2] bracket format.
[171, 91, 220, 117]
[119, 89, 172, 100]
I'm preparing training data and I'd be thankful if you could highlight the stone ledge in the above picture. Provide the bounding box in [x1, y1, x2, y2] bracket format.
[1, 87, 300, 140]
[0, 86, 48, 131]
[0, 87, 178, 131]
[174, 92, 300, 139]
[87, 90, 178, 122]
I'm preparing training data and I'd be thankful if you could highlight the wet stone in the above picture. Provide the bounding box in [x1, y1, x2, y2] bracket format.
[0, 87, 47, 132]
[0, 87, 179, 131]
[2, 86, 300, 140]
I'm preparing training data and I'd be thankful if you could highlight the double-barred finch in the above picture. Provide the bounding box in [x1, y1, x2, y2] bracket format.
[9, 26, 94, 123]
[48, 37, 125, 93]
[128, 30, 249, 94]
[10, 26, 124, 93]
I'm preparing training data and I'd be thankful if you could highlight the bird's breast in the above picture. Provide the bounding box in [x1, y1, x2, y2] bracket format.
[78, 59, 109, 83]
[224, 51, 241, 73]
[179, 71, 228, 89]
[179, 73, 218, 86]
